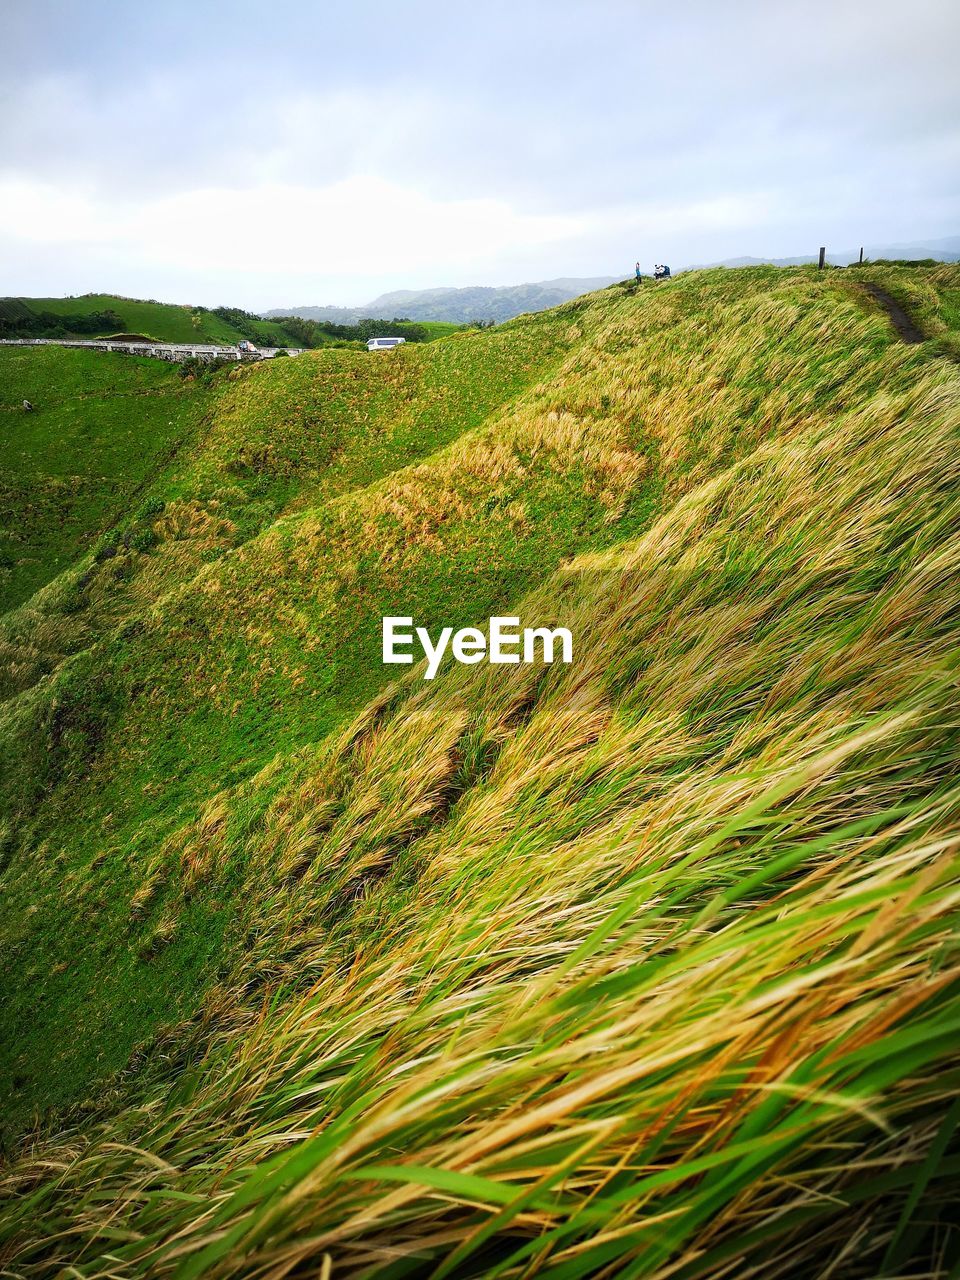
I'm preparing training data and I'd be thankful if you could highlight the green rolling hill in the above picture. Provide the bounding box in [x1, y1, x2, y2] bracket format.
[0, 262, 959, 1278]
[0, 295, 465, 350]
[0, 345, 212, 613]
[0, 294, 298, 347]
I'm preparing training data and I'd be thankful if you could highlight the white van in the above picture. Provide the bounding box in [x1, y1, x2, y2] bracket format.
[367, 336, 406, 352]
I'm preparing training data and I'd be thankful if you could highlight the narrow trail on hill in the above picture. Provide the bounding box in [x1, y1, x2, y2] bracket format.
[859, 282, 925, 344]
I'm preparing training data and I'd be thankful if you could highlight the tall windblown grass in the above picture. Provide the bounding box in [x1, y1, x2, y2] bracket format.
[1, 299, 959, 1276]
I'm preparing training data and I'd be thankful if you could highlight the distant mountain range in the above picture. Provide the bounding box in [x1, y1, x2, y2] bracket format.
[690, 236, 960, 271]
[263, 277, 619, 325]
[265, 238, 959, 325]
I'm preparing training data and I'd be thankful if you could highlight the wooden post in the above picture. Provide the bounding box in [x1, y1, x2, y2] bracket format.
[818, 246, 826, 270]
[859, 246, 864, 264]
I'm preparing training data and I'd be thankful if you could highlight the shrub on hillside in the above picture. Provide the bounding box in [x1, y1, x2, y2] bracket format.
[178, 355, 234, 384]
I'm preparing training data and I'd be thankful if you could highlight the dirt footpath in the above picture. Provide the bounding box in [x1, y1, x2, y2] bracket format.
[859, 282, 925, 344]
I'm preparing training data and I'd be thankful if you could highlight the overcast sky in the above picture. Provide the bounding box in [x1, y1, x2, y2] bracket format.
[1, 0, 958, 309]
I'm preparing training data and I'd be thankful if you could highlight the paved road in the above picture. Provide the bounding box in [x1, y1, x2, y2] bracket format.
[0, 338, 304, 362]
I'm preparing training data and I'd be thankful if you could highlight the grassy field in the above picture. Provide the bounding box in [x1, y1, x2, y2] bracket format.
[0, 264, 959, 1278]
[416, 320, 464, 339]
[0, 345, 211, 612]
[0, 294, 300, 347]
[851, 262, 960, 359]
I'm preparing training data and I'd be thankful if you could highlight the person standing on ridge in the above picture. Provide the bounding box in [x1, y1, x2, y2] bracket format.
[635, 262, 642, 284]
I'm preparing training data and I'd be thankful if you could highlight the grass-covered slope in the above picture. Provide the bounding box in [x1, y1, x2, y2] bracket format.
[0, 345, 211, 612]
[0, 304, 579, 1124]
[0, 294, 296, 347]
[853, 261, 960, 359]
[1, 295, 463, 349]
[1, 264, 959, 1278]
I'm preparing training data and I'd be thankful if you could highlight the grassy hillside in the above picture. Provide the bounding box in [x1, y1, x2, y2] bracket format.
[0, 345, 211, 611]
[1, 296, 465, 349]
[0, 294, 299, 347]
[1, 263, 959, 1278]
[416, 320, 463, 339]
[852, 261, 960, 359]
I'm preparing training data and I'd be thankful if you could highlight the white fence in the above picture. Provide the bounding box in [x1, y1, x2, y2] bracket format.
[0, 338, 304, 363]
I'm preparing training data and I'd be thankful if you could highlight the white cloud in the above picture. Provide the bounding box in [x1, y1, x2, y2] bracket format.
[0, 174, 584, 278]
